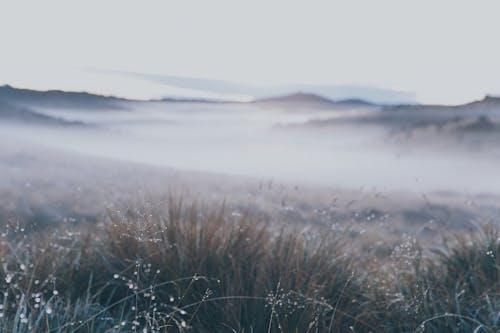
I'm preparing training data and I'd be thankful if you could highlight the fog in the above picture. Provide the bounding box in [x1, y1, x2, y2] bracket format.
[2, 99, 500, 195]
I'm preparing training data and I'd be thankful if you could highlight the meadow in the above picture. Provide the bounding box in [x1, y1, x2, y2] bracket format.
[1, 197, 499, 332]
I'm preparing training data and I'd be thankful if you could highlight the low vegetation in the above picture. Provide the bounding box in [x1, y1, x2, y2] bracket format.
[0, 199, 498, 332]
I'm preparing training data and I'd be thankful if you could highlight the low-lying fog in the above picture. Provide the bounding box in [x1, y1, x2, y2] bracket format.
[2, 97, 500, 195]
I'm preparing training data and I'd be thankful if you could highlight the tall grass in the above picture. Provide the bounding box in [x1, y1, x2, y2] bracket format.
[0, 199, 499, 332]
[0, 200, 366, 332]
[367, 226, 500, 332]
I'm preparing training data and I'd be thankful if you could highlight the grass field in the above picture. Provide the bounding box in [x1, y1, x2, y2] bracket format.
[1, 198, 499, 332]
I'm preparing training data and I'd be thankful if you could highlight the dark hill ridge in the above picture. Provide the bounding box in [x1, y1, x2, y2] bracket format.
[0, 85, 128, 110]
[462, 95, 500, 108]
[256, 92, 335, 104]
[0, 85, 228, 106]
[0, 86, 376, 108]
[1, 84, 499, 111]
[0, 85, 107, 125]
[254, 92, 375, 109]
[385, 95, 500, 113]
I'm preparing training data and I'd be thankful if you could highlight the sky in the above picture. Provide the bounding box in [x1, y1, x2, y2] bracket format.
[1, 0, 500, 104]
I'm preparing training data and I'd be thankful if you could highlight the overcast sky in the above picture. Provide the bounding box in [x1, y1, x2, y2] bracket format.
[1, 0, 500, 104]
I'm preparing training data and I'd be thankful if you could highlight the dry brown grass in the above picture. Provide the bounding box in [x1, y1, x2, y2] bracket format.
[0, 199, 366, 332]
[0, 199, 499, 332]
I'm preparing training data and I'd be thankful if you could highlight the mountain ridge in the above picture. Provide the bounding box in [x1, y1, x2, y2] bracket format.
[254, 92, 375, 107]
[2, 84, 499, 110]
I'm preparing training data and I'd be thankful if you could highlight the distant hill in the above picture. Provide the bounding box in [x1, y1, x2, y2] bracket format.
[461, 95, 500, 110]
[0, 85, 128, 110]
[0, 85, 114, 125]
[256, 92, 334, 104]
[254, 92, 375, 109]
[385, 95, 500, 113]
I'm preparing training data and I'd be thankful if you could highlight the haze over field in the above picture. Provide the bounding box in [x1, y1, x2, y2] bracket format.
[2, 84, 500, 247]
[2, 85, 500, 195]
